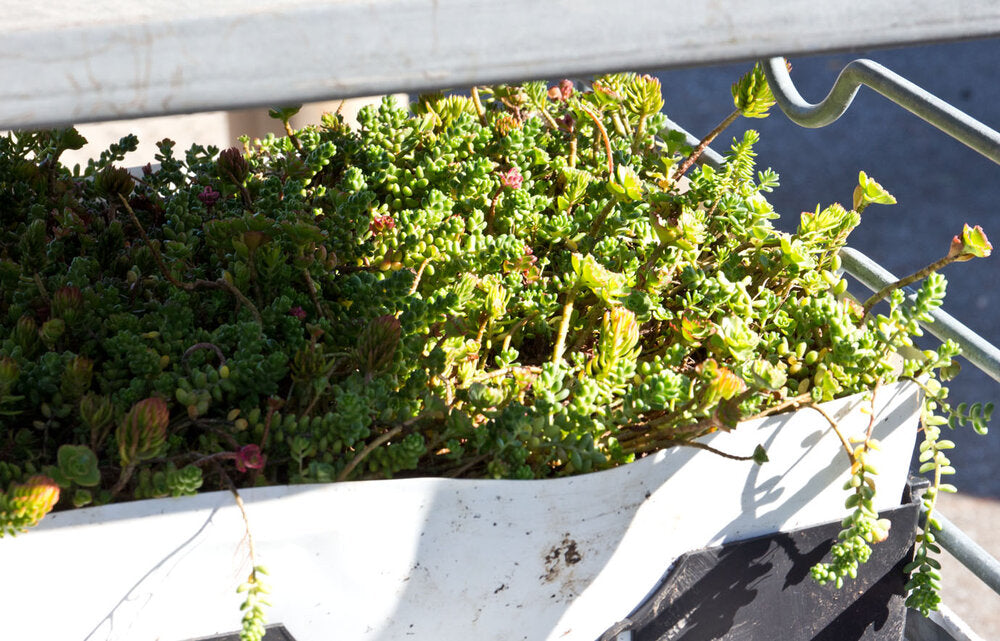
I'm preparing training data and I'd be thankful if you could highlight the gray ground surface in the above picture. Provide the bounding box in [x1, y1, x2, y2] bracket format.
[654, 39, 1000, 636]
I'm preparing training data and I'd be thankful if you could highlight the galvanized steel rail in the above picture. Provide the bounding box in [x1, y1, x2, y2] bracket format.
[762, 57, 1000, 166]
[918, 509, 1000, 597]
[762, 53, 1000, 385]
[762, 56, 1000, 615]
[5, 1, 1000, 131]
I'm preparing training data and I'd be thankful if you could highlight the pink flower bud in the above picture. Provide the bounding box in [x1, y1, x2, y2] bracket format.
[499, 167, 523, 190]
[235, 444, 265, 473]
[197, 185, 221, 208]
[547, 79, 574, 102]
[369, 214, 396, 235]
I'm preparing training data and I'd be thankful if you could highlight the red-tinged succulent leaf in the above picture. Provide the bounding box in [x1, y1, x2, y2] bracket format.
[79, 393, 114, 433]
[235, 444, 266, 473]
[4, 475, 61, 532]
[117, 397, 170, 466]
[948, 224, 992, 262]
[0, 355, 19, 387]
[698, 358, 748, 405]
[51, 285, 84, 320]
[95, 166, 134, 198]
[218, 147, 250, 185]
[499, 167, 523, 190]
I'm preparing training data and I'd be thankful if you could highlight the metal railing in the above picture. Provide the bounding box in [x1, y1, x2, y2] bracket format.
[662, 54, 1000, 640]
[765, 56, 1000, 641]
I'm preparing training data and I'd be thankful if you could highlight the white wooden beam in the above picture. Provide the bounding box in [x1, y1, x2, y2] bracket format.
[2, 0, 999, 130]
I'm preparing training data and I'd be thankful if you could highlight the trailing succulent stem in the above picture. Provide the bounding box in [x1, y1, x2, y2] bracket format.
[810, 386, 892, 589]
[860, 224, 992, 317]
[904, 371, 993, 615]
[229, 479, 270, 641]
[118, 194, 263, 323]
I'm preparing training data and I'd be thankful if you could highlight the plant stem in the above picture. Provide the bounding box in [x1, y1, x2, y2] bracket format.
[587, 199, 617, 237]
[864, 380, 882, 442]
[628, 438, 758, 461]
[409, 258, 432, 295]
[803, 401, 856, 461]
[183, 342, 227, 368]
[578, 103, 614, 177]
[283, 120, 304, 155]
[227, 480, 257, 563]
[337, 425, 403, 482]
[860, 253, 956, 318]
[636, 244, 667, 289]
[248, 253, 263, 309]
[33, 273, 50, 305]
[612, 111, 632, 138]
[119, 194, 263, 324]
[672, 108, 740, 182]
[110, 462, 136, 497]
[631, 113, 647, 155]
[474, 316, 489, 356]
[443, 454, 491, 478]
[486, 189, 501, 235]
[300, 267, 326, 319]
[474, 364, 542, 382]
[565, 304, 602, 355]
[742, 393, 811, 421]
[119, 194, 182, 289]
[551, 287, 577, 365]
[535, 102, 560, 131]
[470, 87, 487, 126]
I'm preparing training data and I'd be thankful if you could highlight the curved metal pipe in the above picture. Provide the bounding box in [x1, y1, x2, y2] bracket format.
[761, 57, 1000, 166]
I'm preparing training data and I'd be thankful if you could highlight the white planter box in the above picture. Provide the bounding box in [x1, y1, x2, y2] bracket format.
[1, 381, 920, 641]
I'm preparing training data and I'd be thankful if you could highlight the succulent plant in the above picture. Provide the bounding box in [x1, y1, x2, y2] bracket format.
[0, 476, 60, 537]
[117, 397, 170, 468]
[53, 444, 100, 487]
[0, 68, 991, 615]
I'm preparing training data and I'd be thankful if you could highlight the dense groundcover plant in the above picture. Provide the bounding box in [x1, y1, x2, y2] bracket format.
[0, 66, 992, 624]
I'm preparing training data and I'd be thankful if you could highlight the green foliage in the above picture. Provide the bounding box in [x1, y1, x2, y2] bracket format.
[853, 170, 897, 211]
[812, 436, 890, 589]
[0, 476, 60, 537]
[0, 71, 990, 617]
[51, 444, 100, 487]
[732, 62, 776, 119]
[237, 565, 271, 641]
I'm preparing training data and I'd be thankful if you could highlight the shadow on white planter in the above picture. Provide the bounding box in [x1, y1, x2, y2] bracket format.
[1, 382, 919, 641]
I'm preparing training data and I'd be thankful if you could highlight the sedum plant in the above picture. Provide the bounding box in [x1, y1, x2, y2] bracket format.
[0, 65, 991, 618]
